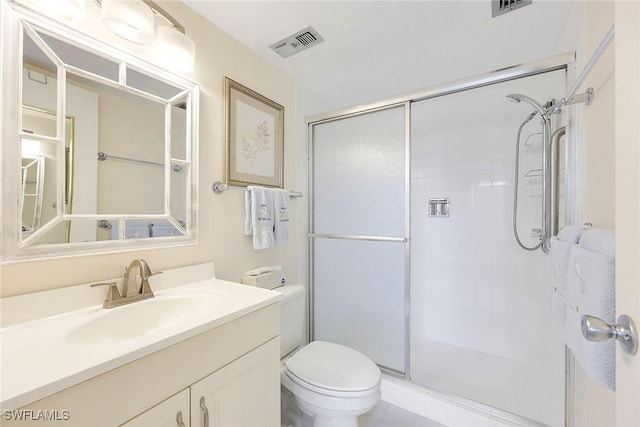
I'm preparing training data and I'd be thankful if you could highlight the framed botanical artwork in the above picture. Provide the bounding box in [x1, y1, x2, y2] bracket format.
[225, 77, 284, 188]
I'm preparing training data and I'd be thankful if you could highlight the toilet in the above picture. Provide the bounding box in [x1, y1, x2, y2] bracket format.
[277, 284, 381, 427]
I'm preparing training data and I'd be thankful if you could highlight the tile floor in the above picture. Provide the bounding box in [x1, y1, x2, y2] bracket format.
[358, 401, 445, 427]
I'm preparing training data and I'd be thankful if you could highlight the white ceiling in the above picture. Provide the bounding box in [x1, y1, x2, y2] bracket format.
[183, 1, 576, 110]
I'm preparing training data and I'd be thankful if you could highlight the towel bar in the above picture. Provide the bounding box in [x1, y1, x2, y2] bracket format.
[212, 181, 303, 200]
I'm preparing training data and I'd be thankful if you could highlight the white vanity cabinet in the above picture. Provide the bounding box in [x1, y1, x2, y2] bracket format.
[121, 340, 280, 427]
[120, 389, 190, 427]
[3, 304, 280, 427]
[190, 339, 280, 427]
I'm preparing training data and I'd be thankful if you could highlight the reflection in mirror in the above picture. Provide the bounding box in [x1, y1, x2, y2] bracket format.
[21, 106, 75, 241]
[20, 153, 44, 234]
[91, 218, 186, 240]
[22, 28, 58, 138]
[6, 15, 198, 260]
[126, 65, 184, 99]
[37, 30, 120, 82]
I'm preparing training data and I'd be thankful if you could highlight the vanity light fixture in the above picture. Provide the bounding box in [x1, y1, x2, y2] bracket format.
[97, 0, 196, 72]
[154, 25, 196, 73]
[101, 0, 155, 45]
[12, 0, 85, 20]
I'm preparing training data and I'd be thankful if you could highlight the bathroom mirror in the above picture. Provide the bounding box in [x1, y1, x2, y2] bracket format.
[1, 5, 198, 261]
[20, 153, 44, 235]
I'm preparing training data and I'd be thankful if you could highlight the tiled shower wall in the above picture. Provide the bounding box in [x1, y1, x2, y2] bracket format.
[409, 70, 567, 425]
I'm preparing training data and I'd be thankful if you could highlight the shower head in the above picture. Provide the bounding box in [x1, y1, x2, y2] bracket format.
[506, 93, 547, 116]
[506, 94, 523, 103]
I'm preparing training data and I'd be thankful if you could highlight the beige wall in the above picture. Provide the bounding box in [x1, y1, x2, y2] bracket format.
[614, 2, 640, 424]
[1, 1, 298, 296]
[577, 1, 616, 425]
[582, 1, 615, 229]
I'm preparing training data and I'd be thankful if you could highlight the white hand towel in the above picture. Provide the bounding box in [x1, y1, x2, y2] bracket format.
[273, 189, 290, 245]
[246, 186, 275, 249]
[563, 230, 616, 390]
[244, 188, 253, 236]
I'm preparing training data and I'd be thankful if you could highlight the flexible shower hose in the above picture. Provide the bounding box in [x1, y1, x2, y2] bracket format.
[512, 111, 544, 251]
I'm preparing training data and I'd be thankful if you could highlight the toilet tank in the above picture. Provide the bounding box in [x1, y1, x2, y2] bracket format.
[278, 284, 305, 357]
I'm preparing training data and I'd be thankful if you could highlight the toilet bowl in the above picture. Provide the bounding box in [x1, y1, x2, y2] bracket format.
[276, 285, 381, 427]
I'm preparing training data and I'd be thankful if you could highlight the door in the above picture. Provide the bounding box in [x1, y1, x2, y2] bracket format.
[614, 2, 640, 424]
[309, 104, 408, 375]
[190, 339, 280, 427]
[120, 389, 190, 427]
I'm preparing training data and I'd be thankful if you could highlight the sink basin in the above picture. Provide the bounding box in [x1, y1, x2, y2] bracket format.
[66, 294, 220, 345]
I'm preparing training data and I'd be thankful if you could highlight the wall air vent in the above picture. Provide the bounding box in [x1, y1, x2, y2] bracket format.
[492, 0, 532, 18]
[269, 26, 324, 58]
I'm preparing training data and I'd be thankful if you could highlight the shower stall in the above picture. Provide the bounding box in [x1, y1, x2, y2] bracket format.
[308, 55, 574, 425]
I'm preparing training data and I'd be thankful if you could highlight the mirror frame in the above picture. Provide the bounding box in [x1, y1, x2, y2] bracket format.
[1, 1, 199, 262]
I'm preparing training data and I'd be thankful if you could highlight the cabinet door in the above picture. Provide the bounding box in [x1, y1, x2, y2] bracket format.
[120, 389, 190, 427]
[191, 339, 280, 427]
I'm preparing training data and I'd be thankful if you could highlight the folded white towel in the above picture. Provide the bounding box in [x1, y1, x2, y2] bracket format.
[246, 186, 275, 249]
[273, 189, 290, 245]
[557, 224, 591, 244]
[548, 236, 572, 325]
[565, 306, 615, 390]
[563, 231, 616, 390]
[579, 228, 615, 257]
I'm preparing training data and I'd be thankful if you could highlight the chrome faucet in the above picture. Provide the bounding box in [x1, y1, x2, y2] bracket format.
[91, 259, 160, 309]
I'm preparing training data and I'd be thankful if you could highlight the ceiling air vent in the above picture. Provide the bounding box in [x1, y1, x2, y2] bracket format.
[270, 26, 324, 58]
[492, 0, 532, 18]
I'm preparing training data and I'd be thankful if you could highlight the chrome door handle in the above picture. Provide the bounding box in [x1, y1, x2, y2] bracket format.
[199, 396, 209, 427]
[581, 314, 638, 355]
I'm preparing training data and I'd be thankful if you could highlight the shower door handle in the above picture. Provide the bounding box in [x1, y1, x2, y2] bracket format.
[581, 314, 638, 355]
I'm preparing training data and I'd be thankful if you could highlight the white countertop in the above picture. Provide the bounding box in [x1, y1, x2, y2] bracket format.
[0, 265, 281, 411]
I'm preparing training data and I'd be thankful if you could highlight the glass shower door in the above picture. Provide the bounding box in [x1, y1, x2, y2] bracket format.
[410, 69, 566, 425]
[310, 105, 407, 374]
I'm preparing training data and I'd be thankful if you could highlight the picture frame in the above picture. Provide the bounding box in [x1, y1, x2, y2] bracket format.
[225, 77, 284, 188]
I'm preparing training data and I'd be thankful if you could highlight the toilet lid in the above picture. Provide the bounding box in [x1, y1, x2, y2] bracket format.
[284, 341, 380, 392]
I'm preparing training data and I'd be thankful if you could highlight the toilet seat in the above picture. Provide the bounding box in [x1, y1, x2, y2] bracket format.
[283, 341, 380, 397]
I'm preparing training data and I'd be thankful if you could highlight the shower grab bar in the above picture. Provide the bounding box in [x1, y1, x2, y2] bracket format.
[549, 126, 566, 242]
[308, 233, 408, 243]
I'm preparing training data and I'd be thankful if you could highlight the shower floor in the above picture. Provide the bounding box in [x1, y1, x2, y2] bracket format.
[410, 338, 563, 425]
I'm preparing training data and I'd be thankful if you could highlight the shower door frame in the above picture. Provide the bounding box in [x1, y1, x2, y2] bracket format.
[307, 51, 578, 423]
[308, 101, 412, 377]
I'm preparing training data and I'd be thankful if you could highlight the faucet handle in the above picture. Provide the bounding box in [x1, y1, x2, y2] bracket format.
[90, 281, 118, 288]
[90, 281, 122, 307]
